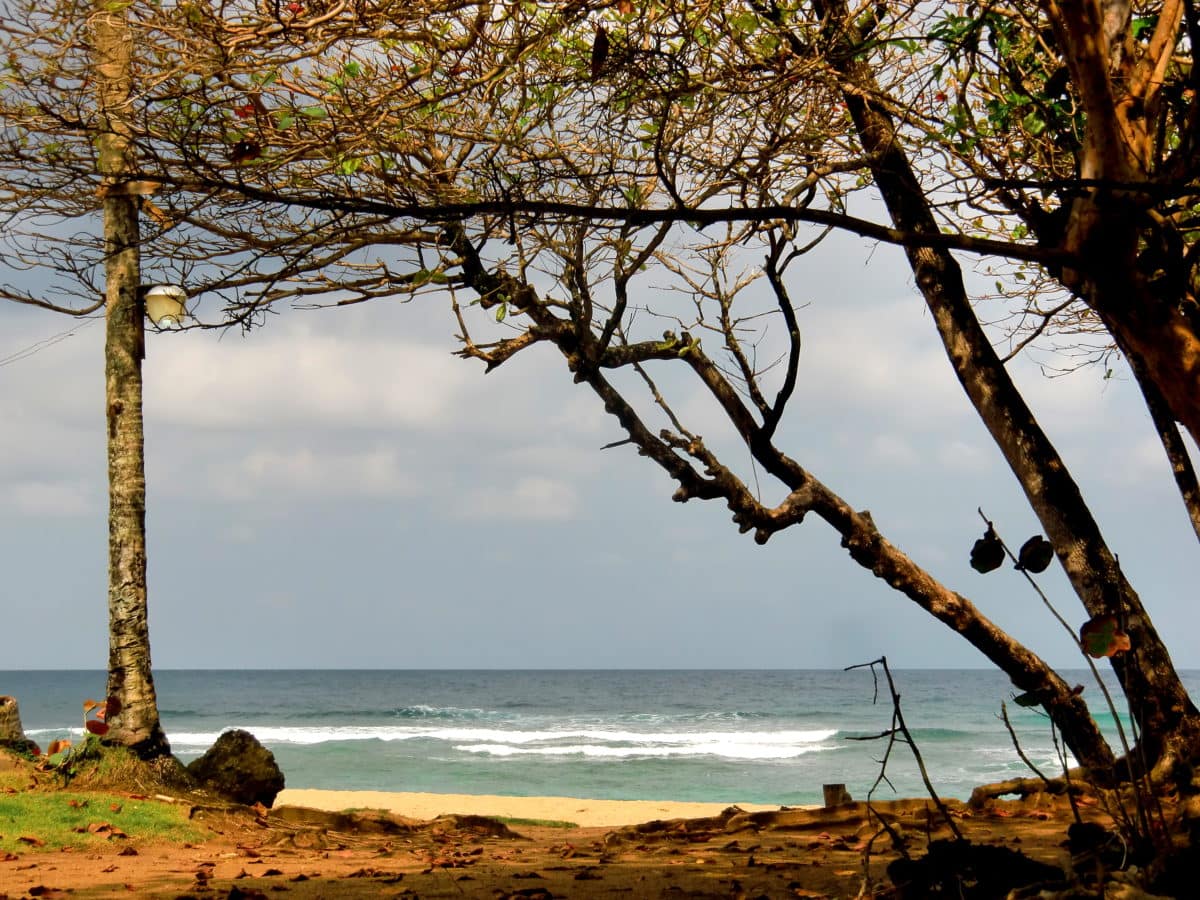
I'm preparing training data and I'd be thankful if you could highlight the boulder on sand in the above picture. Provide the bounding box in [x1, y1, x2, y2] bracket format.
[186, 729, 285, 807]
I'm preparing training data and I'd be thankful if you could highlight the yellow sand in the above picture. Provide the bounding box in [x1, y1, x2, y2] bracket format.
[275, 788, 783, 828]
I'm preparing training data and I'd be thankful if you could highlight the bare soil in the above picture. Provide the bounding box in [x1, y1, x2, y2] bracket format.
[0, 785, 1118, 899]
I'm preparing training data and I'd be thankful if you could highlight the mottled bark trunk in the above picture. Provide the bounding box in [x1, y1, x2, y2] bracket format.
[815, 0, 1200, 777]
[94, 2, 169, 759]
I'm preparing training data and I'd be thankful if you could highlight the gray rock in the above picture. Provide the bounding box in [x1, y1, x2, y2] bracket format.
[0, 695, 37, 754]
[186, 729, 285, 807]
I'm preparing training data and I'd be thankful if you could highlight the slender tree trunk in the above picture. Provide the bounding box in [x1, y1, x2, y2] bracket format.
[93, 2, 169, 759]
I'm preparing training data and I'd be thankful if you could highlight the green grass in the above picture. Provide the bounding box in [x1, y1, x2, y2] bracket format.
[0, 790, 203, 853]
[496, 816, 579, 829]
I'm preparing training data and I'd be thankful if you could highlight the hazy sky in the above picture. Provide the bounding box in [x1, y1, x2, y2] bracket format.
[3, 229, 1196, 671]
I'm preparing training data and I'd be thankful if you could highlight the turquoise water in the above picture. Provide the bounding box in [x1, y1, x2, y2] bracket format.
[5, 669, 1192, 807]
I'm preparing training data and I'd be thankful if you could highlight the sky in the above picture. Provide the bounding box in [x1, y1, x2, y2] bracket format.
[2, 228, 1198, 671]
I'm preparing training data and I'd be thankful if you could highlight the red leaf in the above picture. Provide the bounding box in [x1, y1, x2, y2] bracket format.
[104, 697, 122, 719]
[46, 740, 71, 757]
[1080, 615, 1132, 658]
[83, 699, 102, 715]
[85, 721, 110, 736]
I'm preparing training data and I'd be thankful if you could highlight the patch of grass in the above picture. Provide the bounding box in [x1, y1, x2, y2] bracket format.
[496, 816, 579, 829]
[0, 790, 203, 853]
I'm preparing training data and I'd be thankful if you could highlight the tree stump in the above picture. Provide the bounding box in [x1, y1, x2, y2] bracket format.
[0, 695, 27, 745]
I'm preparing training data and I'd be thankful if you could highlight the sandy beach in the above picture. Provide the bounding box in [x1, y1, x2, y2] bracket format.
[275, 787, 784, 827]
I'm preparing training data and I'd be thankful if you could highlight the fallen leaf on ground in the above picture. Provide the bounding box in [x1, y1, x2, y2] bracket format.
[17, 836, 45, 847]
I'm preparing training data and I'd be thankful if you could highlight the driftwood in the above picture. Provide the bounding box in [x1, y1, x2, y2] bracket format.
[0, 695, 27, 746]
[967, 771, 1089, 809]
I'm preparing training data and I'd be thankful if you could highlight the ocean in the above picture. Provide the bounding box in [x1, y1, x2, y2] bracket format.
[5, 669, 1190, 807]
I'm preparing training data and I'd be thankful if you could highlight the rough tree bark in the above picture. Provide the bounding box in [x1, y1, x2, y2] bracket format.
[93, 0, 169, 759]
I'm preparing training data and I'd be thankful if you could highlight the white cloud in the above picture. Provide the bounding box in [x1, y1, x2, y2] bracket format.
[5, 479, 92, 516]
[797, 298, 969, 425]
[144, 325, 469, 430]
[209, 446, 420, 501]
[453, 476, 578, 521]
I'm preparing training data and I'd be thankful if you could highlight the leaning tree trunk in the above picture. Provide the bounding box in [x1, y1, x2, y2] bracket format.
[93, 1, 169, 759]
[813, 0, 1200, 778]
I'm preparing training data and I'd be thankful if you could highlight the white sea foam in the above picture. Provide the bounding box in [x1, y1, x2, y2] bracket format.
[455, 740, 835, 760]
[163, 725, 839, 759]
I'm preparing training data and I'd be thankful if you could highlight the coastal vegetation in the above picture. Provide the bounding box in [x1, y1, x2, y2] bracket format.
[2, 0, 1200, 889]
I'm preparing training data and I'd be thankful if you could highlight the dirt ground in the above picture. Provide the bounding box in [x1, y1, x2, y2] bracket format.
[0, 788, 1120, 900]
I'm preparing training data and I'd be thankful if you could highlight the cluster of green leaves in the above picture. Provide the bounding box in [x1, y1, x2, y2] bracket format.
[927, 8, 1081, 170]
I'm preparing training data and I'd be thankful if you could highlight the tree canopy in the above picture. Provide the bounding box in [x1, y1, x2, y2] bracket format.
[3, 0, 1199, 794]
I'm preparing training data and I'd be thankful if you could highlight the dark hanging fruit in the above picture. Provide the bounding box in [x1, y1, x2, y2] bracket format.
[591, 25, 609, 79]
[230, 139, 262, 164]
[969, 523, 1005, 573]
[1015, 535, 1054, 573]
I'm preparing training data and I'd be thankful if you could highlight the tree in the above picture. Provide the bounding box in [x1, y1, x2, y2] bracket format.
[1, 0, 169, 756]
[1, 0, 1197, 780]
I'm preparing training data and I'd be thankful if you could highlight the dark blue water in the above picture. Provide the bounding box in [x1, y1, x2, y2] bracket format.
[4, 669, 1191, 806]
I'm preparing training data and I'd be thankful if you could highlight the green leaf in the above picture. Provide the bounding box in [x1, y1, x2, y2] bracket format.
[412, 269, 448, 286]
[300, 106, 328, 119]
[495, 302, 508, 322]
[1021, 110, 1046, 136]
[1012, 691, 1042, 708]
[1132, 16, 1157, 40]
[730, 11, 759, 34]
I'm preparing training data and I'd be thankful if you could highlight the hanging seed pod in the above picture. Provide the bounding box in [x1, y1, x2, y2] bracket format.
[1015, 535, 1054, 573]
[969, 524, 1005, 573]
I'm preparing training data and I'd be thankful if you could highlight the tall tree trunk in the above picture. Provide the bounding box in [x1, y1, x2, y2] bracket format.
[814, 0, 1200, 778]
[93, 1, 169, 759]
